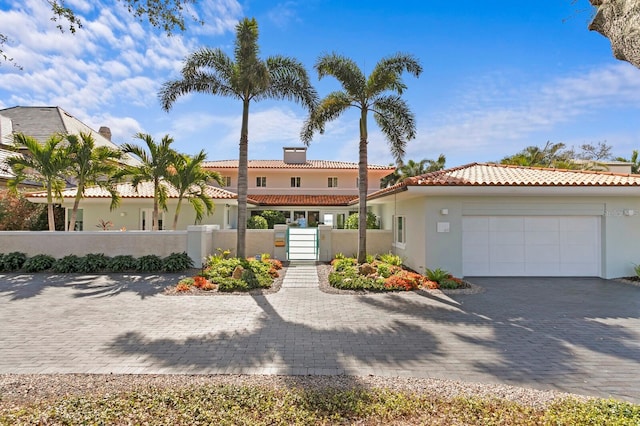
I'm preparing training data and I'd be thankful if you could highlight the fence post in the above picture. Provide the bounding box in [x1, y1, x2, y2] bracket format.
[187, 225, 219, 267]
[318, 224, 332, 262]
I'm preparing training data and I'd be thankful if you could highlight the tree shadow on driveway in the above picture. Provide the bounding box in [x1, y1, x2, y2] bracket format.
[360, 277, 640, 401]
[0, 272, 186, 300]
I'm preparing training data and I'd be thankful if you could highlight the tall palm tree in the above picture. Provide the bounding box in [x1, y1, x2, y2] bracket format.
[66, 132, 123, 231]
[168, 150, 224, 230]
[119, 133, 178, 231]
[159, 17, 317, 258]
[7, 133, 70, 231]
[302, 53, 422, 263]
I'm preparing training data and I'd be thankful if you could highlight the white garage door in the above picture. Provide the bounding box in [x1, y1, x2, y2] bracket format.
[462, 216, 601, 276]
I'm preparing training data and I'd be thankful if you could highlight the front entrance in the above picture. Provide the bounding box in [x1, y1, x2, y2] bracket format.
[287, 227, 318, 261]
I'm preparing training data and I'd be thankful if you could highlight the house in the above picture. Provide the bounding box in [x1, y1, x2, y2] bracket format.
[204, 147, 394, 228]
[367, 162, 640, 279]
[27, 181, 237, 231]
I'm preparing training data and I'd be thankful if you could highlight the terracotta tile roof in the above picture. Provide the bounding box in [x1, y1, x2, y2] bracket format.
[369, 163, 640, 199]
[27, 181, 238, 199]
[248, 194, 357, 206]
[203, 159, 394, 170]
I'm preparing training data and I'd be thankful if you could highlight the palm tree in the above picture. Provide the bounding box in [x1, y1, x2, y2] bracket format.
[302, 53, 422, 263]
[381, 154, 446, 187]
[66, 132, 123, 231]
[168, 150, 224, 230]
[159, 17, 317, 258]
[500, 142, 569, 167]
[7, 133, 70, 231]
[119, 133, 178, 231]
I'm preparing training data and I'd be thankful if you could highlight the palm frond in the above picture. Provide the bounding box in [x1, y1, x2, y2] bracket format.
[315, 53, 366, 99]
[372, 95, 416, 163]
[301, 91, 353, 143]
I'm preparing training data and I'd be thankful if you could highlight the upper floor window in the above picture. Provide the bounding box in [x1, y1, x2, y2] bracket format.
[256, 176, 267, 187]
[222, 176, 231, 187]
[328, 177, 338, 188]
[291, 177, 301, 187]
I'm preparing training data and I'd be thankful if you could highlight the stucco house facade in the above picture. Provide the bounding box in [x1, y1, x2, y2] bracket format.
[367, 163, 640, 279]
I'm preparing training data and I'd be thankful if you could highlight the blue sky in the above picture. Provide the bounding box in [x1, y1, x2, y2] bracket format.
[1, 0, 639, 167]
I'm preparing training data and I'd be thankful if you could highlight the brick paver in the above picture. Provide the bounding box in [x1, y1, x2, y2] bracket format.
[0, 269, 638, 403]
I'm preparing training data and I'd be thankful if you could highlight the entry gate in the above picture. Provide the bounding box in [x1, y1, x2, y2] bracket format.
[286, 227, 318, 260]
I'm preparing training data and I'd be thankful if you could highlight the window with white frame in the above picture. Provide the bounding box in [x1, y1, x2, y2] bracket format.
[256, 176, 266, 187]
[328, 177, 338, 187]
[291, 176, 301, 187]
[394, 215, 406, 247]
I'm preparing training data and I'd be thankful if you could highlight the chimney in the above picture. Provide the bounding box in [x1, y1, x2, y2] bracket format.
[283, 146, 307, 164]
[98, 126, 112, 141]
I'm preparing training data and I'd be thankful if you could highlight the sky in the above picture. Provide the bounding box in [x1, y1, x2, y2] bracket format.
[1, 0, 639, 168]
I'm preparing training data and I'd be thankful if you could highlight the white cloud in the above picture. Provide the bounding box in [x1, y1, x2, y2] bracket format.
[267, 2, 301, 28]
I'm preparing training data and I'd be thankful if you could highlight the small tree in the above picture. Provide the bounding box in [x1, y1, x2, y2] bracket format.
[260, 210, 286, 229]
[345, 212, 380, 229]
[247, 215, 268, 229]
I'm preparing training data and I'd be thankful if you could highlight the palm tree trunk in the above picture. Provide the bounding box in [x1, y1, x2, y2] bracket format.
[357, 112, 368, 264]
[153, 177, 159, 231]
[236, 99, 250, 258]
[46, 183, 55, 231]
[69, 180, 84, 231]
[173, 197, 183, 231]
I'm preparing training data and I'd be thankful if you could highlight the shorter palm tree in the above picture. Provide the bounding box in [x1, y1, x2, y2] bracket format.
[66, 132, 123, 231]
[7, 133, 70, 231]
[168, 150, 224, 230]
[119, 133, 177, 231]
[615, 150, 640, 174]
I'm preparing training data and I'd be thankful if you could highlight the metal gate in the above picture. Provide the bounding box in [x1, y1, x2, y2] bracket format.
[286, 227, 318, 261]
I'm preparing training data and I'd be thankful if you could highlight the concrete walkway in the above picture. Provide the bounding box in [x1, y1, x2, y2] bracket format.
[0, 269, 638, 403]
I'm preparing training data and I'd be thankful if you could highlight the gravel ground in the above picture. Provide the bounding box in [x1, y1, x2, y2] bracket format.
[0, 373, 588, 410]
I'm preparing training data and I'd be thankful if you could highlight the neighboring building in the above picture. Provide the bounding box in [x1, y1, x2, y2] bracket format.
[367, 162, 640, 279]
[27, 181, 237, 231]
[204, 147, 394, 228]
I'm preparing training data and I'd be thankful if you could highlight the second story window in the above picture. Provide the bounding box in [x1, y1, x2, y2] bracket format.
[291, 177, 301, 187]
[256, 176, 267, 187]
[328, 177, 338, 187]
[222, 176, 231, 187]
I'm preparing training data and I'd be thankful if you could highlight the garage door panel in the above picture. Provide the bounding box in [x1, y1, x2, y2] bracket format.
[490, 231, 525, 244]
[463, 215, 600, 277]
[525, 231, 560, 245]
[489, 217, 523, 232]
[525, 245, 560, 263]
[490, 244, 524, 263]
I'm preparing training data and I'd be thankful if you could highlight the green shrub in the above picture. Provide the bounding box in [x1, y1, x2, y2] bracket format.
[107, 255, 137, 272]
[78, 253, 111, 273]
[344, 212, 380, 229]
[545, 398, 640, 425]
[260, 210, 286, 229]
[329, 268, 386, 291]
[2, 251, 27, 271]
[136, 255, 163, 272]
[23, 254, 56, 272]
[425, 267, 450, 283]
[203, 257, 274, 291]
[331, 257, 357, 272]
[378, 253, 403, 266]
[247, 215, 268, 229]
[376, 262, 394, 278]
[163, 252, 194, 272]
[53, 255, 82, 273]
[634, 264, 640, 277]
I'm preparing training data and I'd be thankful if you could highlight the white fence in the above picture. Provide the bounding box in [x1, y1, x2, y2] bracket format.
[0, 226, 394, 267]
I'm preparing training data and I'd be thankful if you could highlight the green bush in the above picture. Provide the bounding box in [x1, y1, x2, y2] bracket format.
[545, 398, 640, 425]
[328, 268, 386, 291]
[78, 253, 111, 273]
[344, 212, 380, 229]
[53, 255, 82, 273]
[203, 257, 274, 291]
[260, 210, 286, 229]
[136, 255, 163, 272]
[2, 251, 27, 271]
[378, 253, 403, 266]
[425, 267, 450, 283]
[107, 255, 137, 272]
[247, 215, 268, 229]
[331, 257, 357, 272]
[23, 254, 56, 272]
[163, 252, 194, 272]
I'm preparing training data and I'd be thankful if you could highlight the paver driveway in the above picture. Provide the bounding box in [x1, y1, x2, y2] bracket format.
[0, 268, 638, 403]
